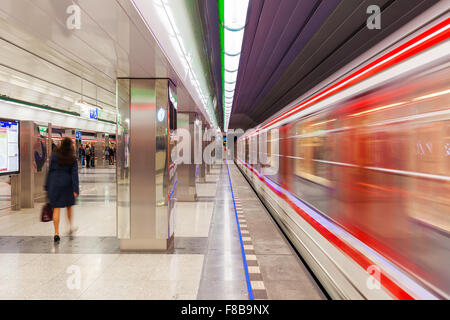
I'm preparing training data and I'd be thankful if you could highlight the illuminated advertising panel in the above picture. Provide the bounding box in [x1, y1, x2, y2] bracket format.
[0, 119, 20, 175]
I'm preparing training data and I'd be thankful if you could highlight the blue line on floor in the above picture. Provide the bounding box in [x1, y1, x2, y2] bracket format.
[169, 179, 178, 200]
[226, 162, 254, 300]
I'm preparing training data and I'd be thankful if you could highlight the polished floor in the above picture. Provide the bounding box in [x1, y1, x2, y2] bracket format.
[0, 176, 11, 211]
[0, 163, 324, 300]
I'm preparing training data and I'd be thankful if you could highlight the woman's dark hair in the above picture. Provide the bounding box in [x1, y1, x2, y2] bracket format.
[56, 137, 76, 165]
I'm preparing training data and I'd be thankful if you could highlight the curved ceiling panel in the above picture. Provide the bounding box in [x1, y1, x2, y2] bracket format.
[228, 0, 438, 130]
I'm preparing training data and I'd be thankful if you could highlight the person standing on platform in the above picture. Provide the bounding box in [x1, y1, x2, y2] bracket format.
[44, 137, 79, 243]
[78, 144, 85, 167]
[109, 145, 113, 165]
[109, 144, 114, 165]
[85, 143, 91, 168]
[105, 145, 110, 165]
[91, 144, 96, 168]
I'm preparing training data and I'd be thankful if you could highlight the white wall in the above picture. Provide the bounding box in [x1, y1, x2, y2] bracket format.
[0, 100, 116, 134]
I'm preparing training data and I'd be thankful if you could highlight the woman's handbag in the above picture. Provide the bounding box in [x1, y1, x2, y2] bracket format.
[41, 203, 53, 222]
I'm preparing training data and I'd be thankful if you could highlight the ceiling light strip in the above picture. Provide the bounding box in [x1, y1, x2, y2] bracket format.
[219, 0, 249, 132]
[159, 0, 217, 127]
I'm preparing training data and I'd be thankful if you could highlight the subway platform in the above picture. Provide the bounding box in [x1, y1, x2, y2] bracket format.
[0, 162, 323, 300]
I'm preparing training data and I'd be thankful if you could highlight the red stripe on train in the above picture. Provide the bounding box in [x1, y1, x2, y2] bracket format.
[238, 159, 414, 300]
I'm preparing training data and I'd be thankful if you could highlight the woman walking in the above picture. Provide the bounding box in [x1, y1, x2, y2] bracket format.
[45, 137, 79, 243]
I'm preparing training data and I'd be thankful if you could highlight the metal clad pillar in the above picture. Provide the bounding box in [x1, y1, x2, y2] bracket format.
[96, 132, 105, 168]
[205, 126, 211, 175]
[65, 128, 73, 139]
[116, 78, 176, 251]
[197, 117, 206, 183]
[177, 112, 197, 201]
[19, 121, 34, 208]
[116, 79, 131, 240]
[10, 174, 20, 211]
[47, 123, 52, 159]
[104, 133, 110, 166]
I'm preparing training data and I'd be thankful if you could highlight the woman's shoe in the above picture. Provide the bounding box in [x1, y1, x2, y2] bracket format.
[69, 226, 78, 237]
[69, 226, 78, 240]
[54, 235, 60, 243]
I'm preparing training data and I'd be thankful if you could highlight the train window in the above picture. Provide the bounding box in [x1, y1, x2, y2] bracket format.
[269, 128, 279, 168]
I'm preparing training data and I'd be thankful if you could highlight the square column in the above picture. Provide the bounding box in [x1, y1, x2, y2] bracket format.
[198, 118, 206, 183]
[19, 121, 34, 208]
[116, 78, 177, 251]
[176, 112, 198, 201]
[96, 132, 106, 168]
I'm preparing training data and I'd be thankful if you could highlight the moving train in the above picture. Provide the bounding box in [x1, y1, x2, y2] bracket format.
[236, 13, 449, 299]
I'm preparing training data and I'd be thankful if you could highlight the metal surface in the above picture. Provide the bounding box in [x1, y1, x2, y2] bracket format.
[95, 132, 106, 168]
[204, 126, 211, 175]
[117, 78, 175, 250]
[47, 122, 52, 162]
[33, 123, 48, 202]
[154, 79, 170, 239]
[131, 0, 219, 127]
[168, 82, 178, 239]
[196, 117, 206, 183]
[129, 79, 156, 239]
[116, 78, 130, 239]
[19, 121, 34, 208]
[0, 0, 213, 131]
[177, 112, 197, 202]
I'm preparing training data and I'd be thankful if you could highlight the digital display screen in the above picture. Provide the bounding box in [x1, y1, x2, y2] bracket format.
[0, 119, 19, 175]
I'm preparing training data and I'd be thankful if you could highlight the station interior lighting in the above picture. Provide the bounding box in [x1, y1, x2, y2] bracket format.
[219, 0, 249, 132]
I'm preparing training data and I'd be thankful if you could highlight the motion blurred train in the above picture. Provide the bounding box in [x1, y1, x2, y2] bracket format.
[236, 11, 449, 299]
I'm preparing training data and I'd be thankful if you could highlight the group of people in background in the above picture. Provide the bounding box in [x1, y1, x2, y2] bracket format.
[78, 143, 95, 168]
[45, 139, 116, 243]
[78, 142, 115, 168]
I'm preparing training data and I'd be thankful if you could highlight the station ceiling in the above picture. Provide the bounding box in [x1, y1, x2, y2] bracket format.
[0, 0, 216, 127]
[201, 0, 439, 131]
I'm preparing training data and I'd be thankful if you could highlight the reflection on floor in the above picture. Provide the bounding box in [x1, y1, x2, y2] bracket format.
[0, 168, 116, 238]
[0, 163, 323, 300]
[0, 176, 11, 211]
[175, 202, 214, 237]
[0, 166, 238, 299]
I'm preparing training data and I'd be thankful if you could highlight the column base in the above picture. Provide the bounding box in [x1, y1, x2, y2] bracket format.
[177, 194, 197, 202]
[120, 235, 174, 252]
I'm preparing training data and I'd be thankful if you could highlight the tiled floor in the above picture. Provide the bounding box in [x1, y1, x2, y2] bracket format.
[197, 182, 217, 198]
[175, 202, 214, 237]
[228, 163, 325, 300]
[0, 177, 11, 211]
[0, 163, 324, 300]
[0, 165, 243, 300]
[197, 164, 248, 300]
